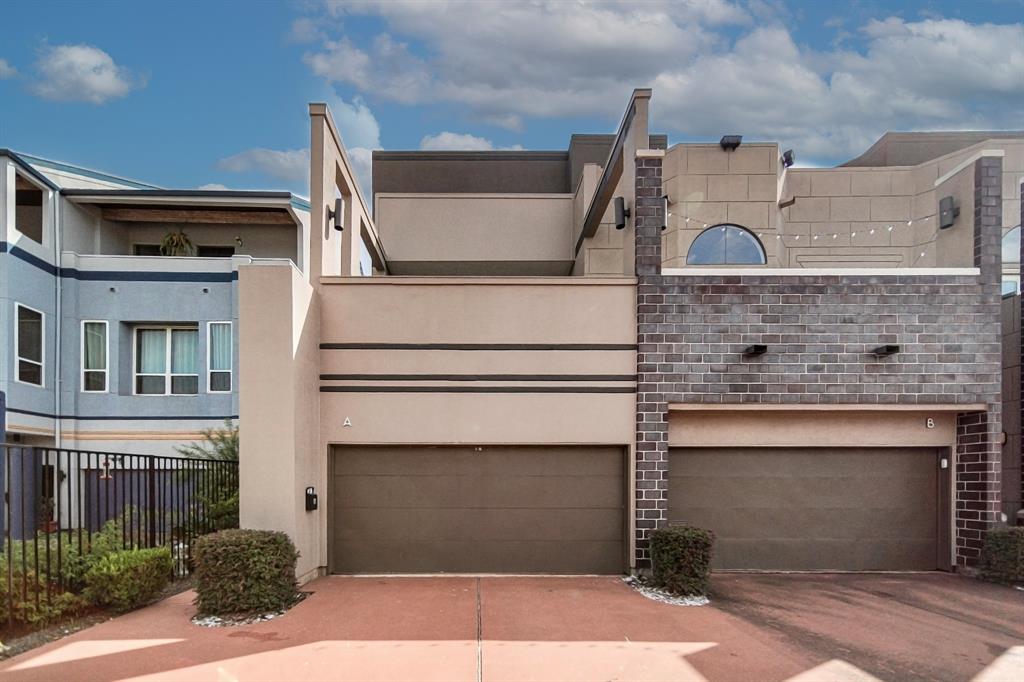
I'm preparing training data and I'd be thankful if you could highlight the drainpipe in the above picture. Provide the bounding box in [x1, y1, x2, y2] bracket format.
[53, 188, 62, 450]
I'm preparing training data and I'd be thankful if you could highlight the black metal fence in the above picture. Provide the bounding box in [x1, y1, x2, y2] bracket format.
[2, 443, 238, 627]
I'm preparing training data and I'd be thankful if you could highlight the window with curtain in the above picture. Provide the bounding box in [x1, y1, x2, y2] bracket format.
[16, 304, 44, 386]
[82, 321, 108, 392]
[208, 322, 232, 392]
[134, 326, 198, 395]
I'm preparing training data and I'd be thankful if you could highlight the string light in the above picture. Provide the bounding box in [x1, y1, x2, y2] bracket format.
[662, 199, 941, 250]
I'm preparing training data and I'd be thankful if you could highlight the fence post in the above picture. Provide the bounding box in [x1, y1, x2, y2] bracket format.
[147, 459, 157, 549]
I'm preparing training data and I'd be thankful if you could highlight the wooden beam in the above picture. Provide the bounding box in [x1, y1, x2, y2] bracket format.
[101, 207, 294, 225]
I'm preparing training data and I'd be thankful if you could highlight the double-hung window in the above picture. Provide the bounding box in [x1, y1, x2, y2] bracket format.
[134, 327, 199, 395]
[15, 304, 44, 386]
[81, 321, 108, 392]
[208, 322, 232, 392]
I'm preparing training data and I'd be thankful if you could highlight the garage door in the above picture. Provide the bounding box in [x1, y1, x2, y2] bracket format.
[330, 446, 625, 574]
[669, 448, 944, 570]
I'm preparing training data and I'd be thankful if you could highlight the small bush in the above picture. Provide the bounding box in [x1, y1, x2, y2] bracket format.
[193, 529, 298, 616]
[979, 527, 1024, 584]
[0, 570, 88, 627]
[650, 525, 715, 597]
[83, 547, 173, 612]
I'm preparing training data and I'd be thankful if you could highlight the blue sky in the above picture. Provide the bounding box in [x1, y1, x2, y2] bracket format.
[1, 0, 1021, 197]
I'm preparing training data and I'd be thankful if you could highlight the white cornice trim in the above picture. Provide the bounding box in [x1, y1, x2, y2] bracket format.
[934, 149, 1005, 187]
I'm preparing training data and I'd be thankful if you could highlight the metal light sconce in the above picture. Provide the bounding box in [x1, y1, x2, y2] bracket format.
[743, 344, 768, 357]
[938, 196, 960, 230]
[614, 197, 630, 230]
[872, 344, 900, 356]
[327, 197, 344, 232]
[782, 150, 795, 168]
[720, 135, 742, 151]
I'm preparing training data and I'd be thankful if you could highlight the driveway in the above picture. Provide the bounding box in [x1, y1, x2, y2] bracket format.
[0, 574, 1021, 681]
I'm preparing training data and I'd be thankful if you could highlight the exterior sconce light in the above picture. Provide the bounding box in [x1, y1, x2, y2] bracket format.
[614, 197, 630, 230]
[872, 344, 900, 356]
[743, 344, 767, 356]
[327, 197, 344, 232]
[782, 150, 795, 168]
[938, 196, 960, 230]
[305, 486, 319, 511]
[720, 135, 742, 151]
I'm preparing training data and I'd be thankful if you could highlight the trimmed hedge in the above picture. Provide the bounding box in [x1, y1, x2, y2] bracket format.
[650, 525, 715, 597]
[979, 527, 1024, 584]
[193, 529, 299, 616]
[83, 547, 173, 612]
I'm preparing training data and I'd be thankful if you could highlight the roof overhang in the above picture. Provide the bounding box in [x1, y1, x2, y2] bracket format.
[61, 189, 306, 227]
[0, 149, 60, 190]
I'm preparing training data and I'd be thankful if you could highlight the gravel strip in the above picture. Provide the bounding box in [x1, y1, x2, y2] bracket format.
[191, 592, 308, 627]
[622, 576, 710, 606]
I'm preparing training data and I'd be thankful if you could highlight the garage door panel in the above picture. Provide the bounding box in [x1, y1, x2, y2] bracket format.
[331, 446, 625, 574]
[334, 507, 623, 543]
[674, 474, 936, 509]
[715, 539, 936, 571]
[333, 540, 623, 574]
[669, 447, 940, 570]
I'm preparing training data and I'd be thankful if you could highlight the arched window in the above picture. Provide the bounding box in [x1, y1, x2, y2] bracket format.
[686, 224, 766, 265]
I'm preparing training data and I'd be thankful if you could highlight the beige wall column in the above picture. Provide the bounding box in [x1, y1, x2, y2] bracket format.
[239, 262, 322, 581]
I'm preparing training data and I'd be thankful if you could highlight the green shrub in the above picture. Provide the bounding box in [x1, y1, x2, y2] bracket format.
[83, 547, 172, 612]
[193, 529, 298, 616]
[0, 569, 88, 627]
[979, 527, 1024, 584]
[650, 525, 715, 597]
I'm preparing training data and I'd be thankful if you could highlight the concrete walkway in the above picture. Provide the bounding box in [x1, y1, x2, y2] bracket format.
[0, 574, 1021, 681]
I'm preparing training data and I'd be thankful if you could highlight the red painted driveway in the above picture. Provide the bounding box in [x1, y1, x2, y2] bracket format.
[0, 574, 1021, 681]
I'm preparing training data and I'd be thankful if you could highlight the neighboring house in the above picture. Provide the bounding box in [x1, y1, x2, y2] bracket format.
[1, 149, 309, 537]
[238, 91, 1023, 582]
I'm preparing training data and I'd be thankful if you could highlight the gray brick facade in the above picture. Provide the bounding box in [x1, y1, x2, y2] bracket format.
[633, 153, 1003, 568]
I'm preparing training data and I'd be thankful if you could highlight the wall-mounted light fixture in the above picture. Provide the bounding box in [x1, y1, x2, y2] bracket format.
[872, 344, 900, 356]
[743, 344, 768, 356]
[720, 135, 742, 151]
[782, 149, 795, 168]
[327, 197, 344, 232]
[938, 196, 960, 230]
[614, 196, 630, 230]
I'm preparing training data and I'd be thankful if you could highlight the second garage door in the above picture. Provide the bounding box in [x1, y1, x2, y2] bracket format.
[330, 445, 625, 574]
[669, 447, 945, 570]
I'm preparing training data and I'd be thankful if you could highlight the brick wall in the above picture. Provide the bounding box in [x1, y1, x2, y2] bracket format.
[633, 153, 1003, 568]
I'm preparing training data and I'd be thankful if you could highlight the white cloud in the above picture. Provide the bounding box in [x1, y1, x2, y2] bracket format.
[216, 148, 310, 188]
[0, 59, 16, 79]
[419, 131, 522, 151]
[31, 44, 142, 104]
[287, 17, 325, 44]
[330, 95, 381, 149]
[197, 183, 230, 190]
[302, 3, 1024, 161]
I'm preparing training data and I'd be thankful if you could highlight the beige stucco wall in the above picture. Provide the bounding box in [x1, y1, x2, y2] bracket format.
[659, 138, 1022, 270]
[661, 143, 781, 269]
[238, 261, 321, 581]
[315, 276, 638, 568]
[668, 408, 957, 448]
[375, 193, 575, 274]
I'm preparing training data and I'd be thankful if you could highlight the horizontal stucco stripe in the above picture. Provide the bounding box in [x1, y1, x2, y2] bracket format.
[320, 343, 637, 351]
[1, 242, 238, 282]
[4, 406, 238, 421]
[319, 373, 637, 382]
[319, 386, 636, 393]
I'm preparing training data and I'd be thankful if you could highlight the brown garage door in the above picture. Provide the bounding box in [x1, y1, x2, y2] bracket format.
[669, 447, 945, 570]
[330, 446, 625, 574]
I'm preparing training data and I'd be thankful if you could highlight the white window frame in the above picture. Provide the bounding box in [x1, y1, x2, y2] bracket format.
[14, 303, 45, 387]
[131, 325, 200, 396]
[80, 320, 109, 393]
[207, 321, 233, 394]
